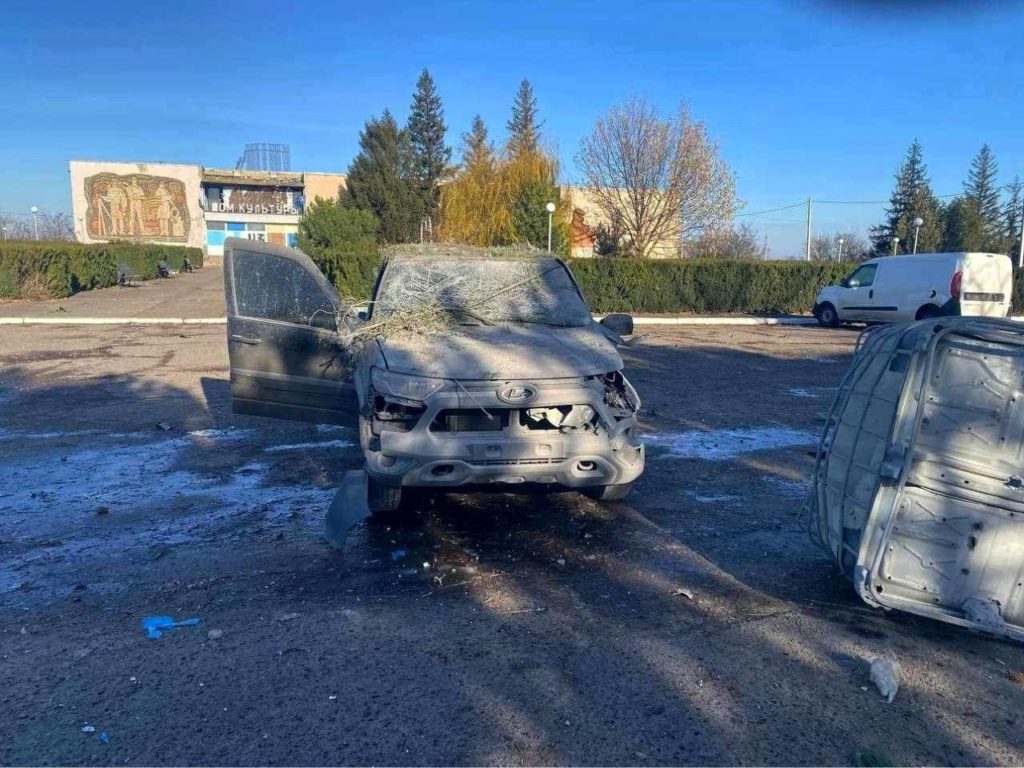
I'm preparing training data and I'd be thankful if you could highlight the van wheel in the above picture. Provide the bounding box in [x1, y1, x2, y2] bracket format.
[816, 302, 840, 328]
[916, 304, 941, 321]
[582, 483, 633, 502]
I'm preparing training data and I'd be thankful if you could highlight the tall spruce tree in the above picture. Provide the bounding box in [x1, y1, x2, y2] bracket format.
[942, 196, 985, 252]
[964, 144, 1002, 249]
[871, 140, 942, 255]
[1005, 175, 1023, 258]
[343, 110, 422, 243]
[506, 79, 542, 156]
[406, 68, 450, 223]
[461, 115, 494, 172]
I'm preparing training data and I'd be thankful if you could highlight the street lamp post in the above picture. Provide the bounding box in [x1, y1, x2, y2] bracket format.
[30, 206, 39, 240]
[912, 217, 924, 254]
[838, 237, 845, 263]
[892, 236, 900, 256]
[545, 202, 556, 252]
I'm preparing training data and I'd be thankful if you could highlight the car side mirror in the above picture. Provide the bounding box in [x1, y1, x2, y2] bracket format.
[600, 313, 634, 336]
[840, 279, 849, 288]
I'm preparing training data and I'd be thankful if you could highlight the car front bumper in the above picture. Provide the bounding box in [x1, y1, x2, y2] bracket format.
[362, 375, 645, 490]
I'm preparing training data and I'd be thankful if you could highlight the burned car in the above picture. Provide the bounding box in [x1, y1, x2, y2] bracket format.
[223, 239, 644, 513]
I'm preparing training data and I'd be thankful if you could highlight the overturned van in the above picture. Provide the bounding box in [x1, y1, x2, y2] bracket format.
[807, 318, 1024, 641]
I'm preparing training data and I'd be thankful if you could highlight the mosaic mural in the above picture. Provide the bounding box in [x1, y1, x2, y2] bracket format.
[84, 173, 190, 242]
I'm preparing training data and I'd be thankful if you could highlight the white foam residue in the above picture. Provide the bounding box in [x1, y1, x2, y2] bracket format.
[686, 491, 739, 504]
[265, 439, 354, 452]
[644, 427, 817, 460]
[762, 475, 812, 498]
[787, 388, 819, 399]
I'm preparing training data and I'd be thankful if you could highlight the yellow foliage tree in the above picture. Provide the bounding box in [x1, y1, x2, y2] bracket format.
[440, 116, 570, 253]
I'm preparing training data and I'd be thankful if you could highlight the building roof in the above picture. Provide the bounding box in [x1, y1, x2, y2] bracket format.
[201, 168, 305, 187]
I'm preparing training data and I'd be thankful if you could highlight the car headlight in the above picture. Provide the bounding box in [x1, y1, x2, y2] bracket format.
[371, 368, 446, 402]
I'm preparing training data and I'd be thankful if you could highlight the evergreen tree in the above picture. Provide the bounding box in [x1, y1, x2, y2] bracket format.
[964, 144, 1002, 248]
[942, 196, 985, 252]
[870, 140, 942, 255]
[406, 68, 450, 223]
[506, 79, 542, 156]
[1002, 175, 1022, 257]
[461, 115, 494, 172]
[343, 110, 423, 243]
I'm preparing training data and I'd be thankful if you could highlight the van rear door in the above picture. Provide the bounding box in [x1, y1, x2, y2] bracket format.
[960, 253, 1013, 318]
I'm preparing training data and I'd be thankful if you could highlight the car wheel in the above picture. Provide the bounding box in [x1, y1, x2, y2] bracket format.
[581, 482, 633, 502]
[816, 302, 840, 328]
[367, 476, 403, 514]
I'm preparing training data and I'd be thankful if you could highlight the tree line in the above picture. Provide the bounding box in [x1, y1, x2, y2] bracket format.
[300, 72, 571, 255]
[299, 75, 739, 259]
[868, 140, 1021, 258]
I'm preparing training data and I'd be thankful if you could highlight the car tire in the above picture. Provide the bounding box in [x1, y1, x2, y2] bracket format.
[816, 302, 840, 328]
[581, 482, 633, 502]
[367, 476, 403, 514]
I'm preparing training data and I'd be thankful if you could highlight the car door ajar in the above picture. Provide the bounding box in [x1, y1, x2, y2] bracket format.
[223, 238, 358, 425]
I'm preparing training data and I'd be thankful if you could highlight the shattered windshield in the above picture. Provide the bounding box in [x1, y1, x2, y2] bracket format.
[371, 258, 592, 328]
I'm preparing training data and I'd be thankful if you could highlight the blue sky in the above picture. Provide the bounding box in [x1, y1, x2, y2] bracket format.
[1, 0, 1022, 256]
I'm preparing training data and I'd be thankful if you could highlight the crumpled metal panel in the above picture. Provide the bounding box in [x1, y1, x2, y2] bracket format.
[807, 318, 1024, 641]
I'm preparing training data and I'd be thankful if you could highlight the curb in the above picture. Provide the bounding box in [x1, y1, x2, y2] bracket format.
[2, 315, 1018, 327]
[0, 317, 227, 325]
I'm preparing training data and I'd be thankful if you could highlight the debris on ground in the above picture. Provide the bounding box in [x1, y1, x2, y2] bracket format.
[391, 549, 408, 561]
[99, 731, 110, 744]
[1008, 669, 1024, 686]
[808, 319, 1024, 641]
[95, 506, 109, 516]
[207, 629, 223, 640]
[277, 613, 301, 622]
[142, 615, 200, 639]
[324, 469, 370, 549]
[673, 588, 694, 599]
[81, 724, 96, 733]
[156, 422, 172, 431]
[869, 657, 900, 703]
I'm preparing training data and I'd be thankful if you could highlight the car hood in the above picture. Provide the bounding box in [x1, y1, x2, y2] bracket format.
[377, 323, 623, 380]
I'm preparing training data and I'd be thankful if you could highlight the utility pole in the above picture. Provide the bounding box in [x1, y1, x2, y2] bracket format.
[805, 198, 812, 261]
[1018, 201, 1024, 269]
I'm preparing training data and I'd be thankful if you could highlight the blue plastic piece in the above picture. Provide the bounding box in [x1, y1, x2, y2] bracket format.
[390, 549, 408, 561]
[142, 615, 200, 639]
[99, 732, 110, 744]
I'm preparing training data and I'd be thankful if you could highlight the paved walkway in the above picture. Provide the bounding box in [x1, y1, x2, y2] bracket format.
[0, 265, 226, 320]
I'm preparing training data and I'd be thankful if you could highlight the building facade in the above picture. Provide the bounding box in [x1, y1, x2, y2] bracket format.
[69, 160, 345, 260]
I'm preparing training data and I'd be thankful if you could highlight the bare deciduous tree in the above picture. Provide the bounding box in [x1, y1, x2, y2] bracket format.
[811, 232, 869, 262]
[0, 211, 75, 241]
[576, 96, 737, 258]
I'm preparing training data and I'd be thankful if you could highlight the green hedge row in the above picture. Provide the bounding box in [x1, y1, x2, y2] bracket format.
[0, 241, 203, 299]
[307, 249, 1024, 316]
[567, 258, 852, 314]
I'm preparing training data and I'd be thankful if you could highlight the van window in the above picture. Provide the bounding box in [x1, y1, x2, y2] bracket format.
[846, 264, 877, 288]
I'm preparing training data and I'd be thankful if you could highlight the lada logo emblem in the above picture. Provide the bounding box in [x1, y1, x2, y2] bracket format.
[497, 384, 537, 404]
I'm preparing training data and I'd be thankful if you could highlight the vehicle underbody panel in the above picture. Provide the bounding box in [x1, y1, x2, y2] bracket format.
[807, 318, 1024, 642]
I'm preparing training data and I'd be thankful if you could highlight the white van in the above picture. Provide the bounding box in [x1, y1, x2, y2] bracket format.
[813, 252, 1013, 327]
